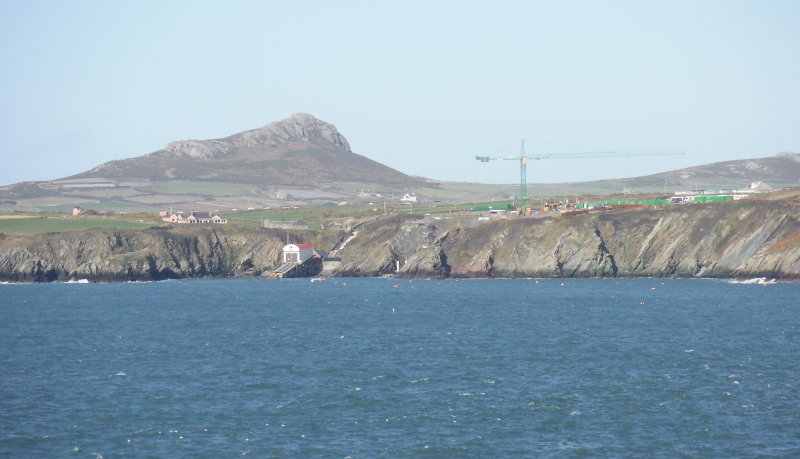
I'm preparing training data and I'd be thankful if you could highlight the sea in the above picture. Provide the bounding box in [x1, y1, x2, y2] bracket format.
[1, 278, 798, 458]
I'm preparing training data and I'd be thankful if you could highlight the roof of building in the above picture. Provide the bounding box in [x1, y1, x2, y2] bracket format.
[294, 219, 310, 226]
[284, 244, 314, 250]
[744, 181, 774, 191]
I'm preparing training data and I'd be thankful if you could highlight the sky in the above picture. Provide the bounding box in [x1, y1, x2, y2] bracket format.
[1, 1, 798, 186]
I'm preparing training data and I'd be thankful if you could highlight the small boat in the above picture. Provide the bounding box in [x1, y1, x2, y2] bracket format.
[310, 277, 326, 283]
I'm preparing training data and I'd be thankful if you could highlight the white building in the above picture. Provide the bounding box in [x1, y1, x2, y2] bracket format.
[162, 211, 227, 224]
[737, 181, 775, 193]
[283, 244, 315, 263]
[400, 193, 417, 202]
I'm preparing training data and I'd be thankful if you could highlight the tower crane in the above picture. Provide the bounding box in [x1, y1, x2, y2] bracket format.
[476, 140, 684, 214]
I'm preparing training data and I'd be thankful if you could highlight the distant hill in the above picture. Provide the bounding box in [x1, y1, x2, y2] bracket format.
[69, 113, 427, 188]
[527, 152, 800, 196]
[616, 152, 800, 191]
[1, 111, 799, 213]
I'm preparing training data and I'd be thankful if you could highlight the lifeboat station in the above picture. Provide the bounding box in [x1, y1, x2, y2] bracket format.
[266, 244, 322, 278]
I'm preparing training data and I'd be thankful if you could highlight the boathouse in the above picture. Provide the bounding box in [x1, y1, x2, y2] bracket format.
[283, 244, 315, 264]
[265, 243, 322, 278]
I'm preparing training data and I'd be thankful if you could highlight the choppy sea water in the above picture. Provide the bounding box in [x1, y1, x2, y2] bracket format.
[1, 278, 798, 458]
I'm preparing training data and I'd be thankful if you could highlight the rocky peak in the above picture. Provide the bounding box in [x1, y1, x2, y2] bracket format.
[160, 113, 351, 159]
[776, 151, 800, 162]
[245, 113, 351, 151]
[162, 139, 229, 159]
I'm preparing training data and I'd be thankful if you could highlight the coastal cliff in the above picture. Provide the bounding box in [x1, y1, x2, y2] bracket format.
[335, 197, 800, 280]
[0, 227, 345, 282]
[2, 196, 800, 282]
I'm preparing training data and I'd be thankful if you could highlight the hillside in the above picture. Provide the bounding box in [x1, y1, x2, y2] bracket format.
[70, 113, 427, 188]
[569, 152, 800, 194]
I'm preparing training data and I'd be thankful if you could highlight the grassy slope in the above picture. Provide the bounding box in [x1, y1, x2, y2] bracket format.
[0, 217, 152, 234]
[147, 181, 258, 196]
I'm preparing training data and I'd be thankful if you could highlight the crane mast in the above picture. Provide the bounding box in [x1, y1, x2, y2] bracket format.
[476, 141, 683, 214]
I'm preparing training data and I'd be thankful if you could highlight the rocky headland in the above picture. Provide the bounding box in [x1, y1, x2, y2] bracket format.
[0, 226, 346, 282]
[2, 193, 800, 282]
[364, 199, 800, 280]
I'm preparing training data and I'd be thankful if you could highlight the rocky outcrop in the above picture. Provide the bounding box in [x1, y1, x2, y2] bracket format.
[333, 199, 800, 280]
[0, 227, 345, 282]
[160, 113, 351, 159]
[334, 214, 459, 277]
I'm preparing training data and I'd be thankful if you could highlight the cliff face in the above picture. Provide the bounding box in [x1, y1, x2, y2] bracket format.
[3, 198, 800, 282]
[333, 200, 800, 280]
[0, 227, 345, 282]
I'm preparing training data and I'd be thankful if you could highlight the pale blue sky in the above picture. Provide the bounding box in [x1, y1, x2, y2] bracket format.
[1, 1, 798, 186]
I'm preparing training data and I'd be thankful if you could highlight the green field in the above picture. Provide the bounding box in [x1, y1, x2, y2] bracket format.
[148, 181, 258, 196]
[227, 206, 376, 228]
[53, 178, 116, 184]
[0, 217, 152, 234]
[412, 185, 506, 201]
[225, 199, 512, 229]
[63, 187, 147, 199]
[37, 201, 152, 213]
[126, 195, 200, 205]
[325, 182, 401, 193]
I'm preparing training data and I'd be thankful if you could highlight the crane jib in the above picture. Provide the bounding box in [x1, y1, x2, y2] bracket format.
[475, 141, 684, 217]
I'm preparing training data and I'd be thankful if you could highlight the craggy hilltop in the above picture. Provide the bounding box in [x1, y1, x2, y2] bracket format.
[2, 191, 800, 282]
